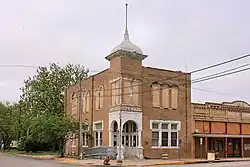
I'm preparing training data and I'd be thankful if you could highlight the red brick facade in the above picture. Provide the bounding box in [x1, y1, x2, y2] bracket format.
[64, 50, 193, 159]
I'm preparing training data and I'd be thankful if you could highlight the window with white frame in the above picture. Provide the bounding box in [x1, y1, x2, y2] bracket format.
[82, 125, 89, 147]
[150, 120, 180, 148]
[82, 132, 89, 147]
[94, 122, 103, 147]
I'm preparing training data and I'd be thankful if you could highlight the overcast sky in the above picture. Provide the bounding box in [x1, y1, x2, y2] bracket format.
[0, 0, 250, 104]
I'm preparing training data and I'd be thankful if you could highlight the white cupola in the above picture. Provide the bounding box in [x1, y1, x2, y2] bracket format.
[110, 4, 143, 55]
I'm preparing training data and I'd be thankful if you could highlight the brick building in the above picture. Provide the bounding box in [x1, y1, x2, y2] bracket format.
[193, 101, 250, 158]
[64, 4, 250, 160]
[64, 6, 193, 159]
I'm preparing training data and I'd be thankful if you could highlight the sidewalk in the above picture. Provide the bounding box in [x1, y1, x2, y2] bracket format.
[54, 157, 250, 166]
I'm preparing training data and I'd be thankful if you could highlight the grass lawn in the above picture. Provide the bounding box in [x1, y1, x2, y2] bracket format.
[1, 148, 60, 156]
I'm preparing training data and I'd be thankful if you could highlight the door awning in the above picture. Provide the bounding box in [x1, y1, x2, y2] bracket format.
[193, 133, 250, 138]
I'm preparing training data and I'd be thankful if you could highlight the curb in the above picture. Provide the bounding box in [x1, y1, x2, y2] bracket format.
[140, 159, 250, 166]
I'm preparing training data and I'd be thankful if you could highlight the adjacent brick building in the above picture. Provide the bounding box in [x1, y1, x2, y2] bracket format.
[193, 101, 250, 158]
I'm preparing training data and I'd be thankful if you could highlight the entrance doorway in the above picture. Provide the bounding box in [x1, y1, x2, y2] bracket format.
[122, 120, 138, 159]
[122, 121, 138, 148]
[227, 138, 241, 157]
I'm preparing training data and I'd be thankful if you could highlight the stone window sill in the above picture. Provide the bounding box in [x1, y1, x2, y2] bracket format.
[151, 146, 179, 149]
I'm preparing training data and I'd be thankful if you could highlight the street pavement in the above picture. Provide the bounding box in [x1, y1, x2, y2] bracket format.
[0, 153, 76, 167]
[1, 152, 250, 167]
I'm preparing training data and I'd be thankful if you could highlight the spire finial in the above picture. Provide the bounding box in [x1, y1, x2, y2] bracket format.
[124, 3, 129, 40]
[125, 3, 128, 31]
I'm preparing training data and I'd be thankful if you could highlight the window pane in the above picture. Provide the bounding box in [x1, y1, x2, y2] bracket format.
[95, 132, 98, 146]
[95, 123, 102, 130]
[162, 132, 168, 146]
[171, 132, 177, 146]
[162, 123, 168, 130]
[152, 132, 159, 146]
[125, 123, 129, 132]
[86, 134, 88, 146]
[171, 124, 178, 130]
[152, 123, 159, 129]
[100, 132, 103, 146]
[82, 133, 85, 146]
[152, 131, 159, 138]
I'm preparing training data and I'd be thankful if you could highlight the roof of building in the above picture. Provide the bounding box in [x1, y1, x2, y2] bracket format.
[192, 100, 250, 110]
[110, 29, 143, 55]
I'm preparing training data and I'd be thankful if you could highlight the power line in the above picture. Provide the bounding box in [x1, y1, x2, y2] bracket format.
[2, 53, 250, 92]
[192, 67, 250, 84]
[192, 87, 250, 100]
[190, 54, 250, 73]
[101, 53, 250, 92]
[192, 64, 249, 82]
[0, 65, 39, 68]
[7, 53, 250, 104]
[64, 64, 250, 105]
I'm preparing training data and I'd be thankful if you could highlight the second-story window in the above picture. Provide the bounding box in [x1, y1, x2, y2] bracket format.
[171, 87, 178, 109]
[83, 91, 90, 113]
[95, 86, 104, 110]
[111, 80, 120, 106]
[162, 86, 170, 108]
[98, 92, 101, 109]
[112, 82, 116, 106]
[130, 79, 133, 104]
[152, 83, 161, 107]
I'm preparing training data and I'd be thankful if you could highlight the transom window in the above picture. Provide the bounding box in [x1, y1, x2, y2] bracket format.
[150, 120, 180, 148]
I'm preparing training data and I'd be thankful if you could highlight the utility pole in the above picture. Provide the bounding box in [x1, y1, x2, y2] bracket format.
[117, 73, 123, 163]
[78, 79, 83, 158]
[200, 137, 203, 160]
[18, 103, 21, 142]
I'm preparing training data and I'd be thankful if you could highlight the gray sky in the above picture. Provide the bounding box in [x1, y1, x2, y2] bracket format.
[0, 0, 250, 104]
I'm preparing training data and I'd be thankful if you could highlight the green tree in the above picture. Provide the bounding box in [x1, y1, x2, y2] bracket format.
[0, 102, 18, 150]
[18, 63, 89, 154]
[20, 63, 88, 116]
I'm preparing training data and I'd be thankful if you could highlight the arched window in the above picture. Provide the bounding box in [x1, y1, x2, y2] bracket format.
[83, 90, 90, 113]
[152, 83, 161, 107]
[132, 80, 139, 105]
[162, 85, 170, 108]
[96, 86, 104, 110]
[71, 92, 77, 116]
[71, 92, 77, 106]
[171, 86, 179, 109]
